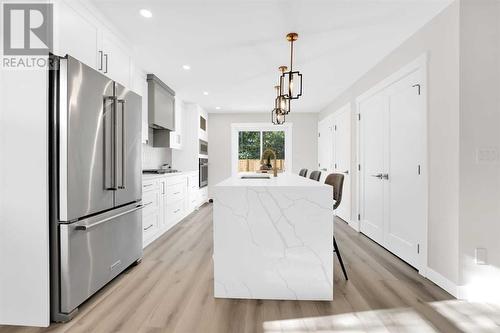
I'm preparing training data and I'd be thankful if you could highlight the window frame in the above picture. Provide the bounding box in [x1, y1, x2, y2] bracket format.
[231, 123, 293, 175]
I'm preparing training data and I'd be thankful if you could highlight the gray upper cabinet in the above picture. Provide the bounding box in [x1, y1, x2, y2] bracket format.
[147, 74, 175, 131]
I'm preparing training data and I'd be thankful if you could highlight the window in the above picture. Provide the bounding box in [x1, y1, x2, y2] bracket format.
[235, 127, 289, 173]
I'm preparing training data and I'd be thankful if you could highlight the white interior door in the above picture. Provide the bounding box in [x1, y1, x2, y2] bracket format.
[333, 106, 352, 222]
[359, 95, 387, 245]
[384, 70, 424, 268]
[318, 115, 333, 176]
[358, 64, 426, 270]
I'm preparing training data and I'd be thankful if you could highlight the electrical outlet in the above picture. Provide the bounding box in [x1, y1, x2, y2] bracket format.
[475, 248, 487, 265]
[476, 147, 499, 164]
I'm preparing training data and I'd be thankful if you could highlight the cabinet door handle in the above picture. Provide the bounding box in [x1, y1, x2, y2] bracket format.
[98, 50, 103, 70]
[371, 174, 383, 179]
[174, 191, 181, 195]
[104, 53, 108, 73]
[174, 209, 180, 213]
[143, 224, 153, 231]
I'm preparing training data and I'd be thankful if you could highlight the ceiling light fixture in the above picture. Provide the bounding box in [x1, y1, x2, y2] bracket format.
[279, 32, 303, 102]
[203, 91, 209, 96]
[277, 66, 290, 114]
[272, 85, 285, 125]
[182, 64, 191, 70]
[139, 9, 152, 18]
[215, 106, 221, 110]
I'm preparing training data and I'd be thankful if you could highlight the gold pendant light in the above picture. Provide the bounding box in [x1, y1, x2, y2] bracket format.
[279, 32, 303, 102]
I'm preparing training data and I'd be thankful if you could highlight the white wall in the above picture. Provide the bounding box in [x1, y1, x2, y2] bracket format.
[319, 2, 460, 286]
[142, 142, 172, 169]
[207, 113, 318, 196]
[458, 0, 500, 302]
[0, 69, 50, 326]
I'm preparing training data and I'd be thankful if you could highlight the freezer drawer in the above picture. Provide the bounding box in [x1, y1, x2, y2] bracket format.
[59, 203, 143, 314]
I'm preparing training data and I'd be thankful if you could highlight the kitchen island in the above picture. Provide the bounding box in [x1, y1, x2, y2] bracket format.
[213, 173, 334, 301]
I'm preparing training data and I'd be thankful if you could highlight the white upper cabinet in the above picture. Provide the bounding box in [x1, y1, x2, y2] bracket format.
[170, 98, 183, 150]
[53, 0, 133, 89]
[101, 31, 132, 87]
[53, 1, 102, 70]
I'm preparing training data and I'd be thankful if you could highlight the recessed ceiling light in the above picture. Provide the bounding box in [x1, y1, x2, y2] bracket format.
[203, 91, 209, 96]
[182, 65, 191, 70]
[139, 9, 152, 18]
[215, 106, 221, 110]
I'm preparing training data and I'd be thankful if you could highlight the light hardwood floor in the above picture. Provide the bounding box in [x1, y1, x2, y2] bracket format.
[3, 203, 498, 333]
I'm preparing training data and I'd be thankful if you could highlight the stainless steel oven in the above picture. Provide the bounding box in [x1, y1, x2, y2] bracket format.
[199, 158, 208, 188]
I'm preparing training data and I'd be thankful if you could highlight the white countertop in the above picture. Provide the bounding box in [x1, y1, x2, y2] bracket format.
[142, 170, 197, 180]
[215, 172, 330, 188]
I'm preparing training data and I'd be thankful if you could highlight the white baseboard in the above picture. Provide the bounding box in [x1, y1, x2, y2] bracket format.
[425, 267, 459, 298]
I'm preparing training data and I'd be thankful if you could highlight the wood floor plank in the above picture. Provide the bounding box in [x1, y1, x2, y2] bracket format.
[2, 204, 481, 333]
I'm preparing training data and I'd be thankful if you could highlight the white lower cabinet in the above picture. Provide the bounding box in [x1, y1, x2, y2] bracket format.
[142, 179, 161, 247]
[142, 173, 208, 248]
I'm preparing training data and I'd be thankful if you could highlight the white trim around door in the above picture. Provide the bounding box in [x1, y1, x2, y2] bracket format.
[355, 53, 429, 276]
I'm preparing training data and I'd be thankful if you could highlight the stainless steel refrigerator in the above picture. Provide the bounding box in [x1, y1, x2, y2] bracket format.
[49, 55, 143, 322]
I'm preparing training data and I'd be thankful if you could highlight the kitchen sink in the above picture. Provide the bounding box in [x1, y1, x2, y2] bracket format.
[240, 175, 271, 179]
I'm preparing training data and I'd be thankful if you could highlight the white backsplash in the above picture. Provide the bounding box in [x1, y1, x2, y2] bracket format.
[142, 143, 172, 169]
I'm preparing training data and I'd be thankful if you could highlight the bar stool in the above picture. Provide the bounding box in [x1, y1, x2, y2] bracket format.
[309, 170, 321, 182]
[324, 173, 349, 280]
[299, 168, 308, 177]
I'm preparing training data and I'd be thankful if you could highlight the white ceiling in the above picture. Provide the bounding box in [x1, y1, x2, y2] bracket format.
[90, 0, 453, 113]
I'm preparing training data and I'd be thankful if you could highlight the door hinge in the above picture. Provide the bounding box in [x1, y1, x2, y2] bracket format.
[417, 244, 420, 254]
[418, 165, 421, 175]
[412, 84, 421, 95]
[357, 214, 361, 221]
[358, 114, 361, 121]
[358, 164, 361, 171]
[318, 132, 321, 138]
[334, 163, 337, 169]
[334, 125, 337, 131]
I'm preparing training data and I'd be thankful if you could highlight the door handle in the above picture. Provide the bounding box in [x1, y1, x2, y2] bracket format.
[382, 173, 389, 180]
[371, 173, 383, 179]
[104, 95, 117, 190]
[103, 53, 108, 73]
[321, 168, 327, 171]
[75, 204, 145, 231]
[98, 51, 103, 71]
[343, 170, 349, 175]
[117, 99, 126, 189]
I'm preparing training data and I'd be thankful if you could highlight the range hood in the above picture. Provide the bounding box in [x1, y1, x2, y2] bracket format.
[147, 74, 176, 147]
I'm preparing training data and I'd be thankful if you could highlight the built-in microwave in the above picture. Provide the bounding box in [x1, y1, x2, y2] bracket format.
[199, 139, 208, 155]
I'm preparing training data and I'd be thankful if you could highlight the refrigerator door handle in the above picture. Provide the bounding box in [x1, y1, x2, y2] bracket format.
[117, 99, 126, 189]
[74, 204, 145, 231]
[104, 95, 118, 190]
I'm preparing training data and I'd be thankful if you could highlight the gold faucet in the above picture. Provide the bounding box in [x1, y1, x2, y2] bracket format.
[261, 148, 278, 177]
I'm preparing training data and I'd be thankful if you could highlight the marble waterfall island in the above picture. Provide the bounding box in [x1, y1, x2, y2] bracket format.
[213, 173, 334, 301]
